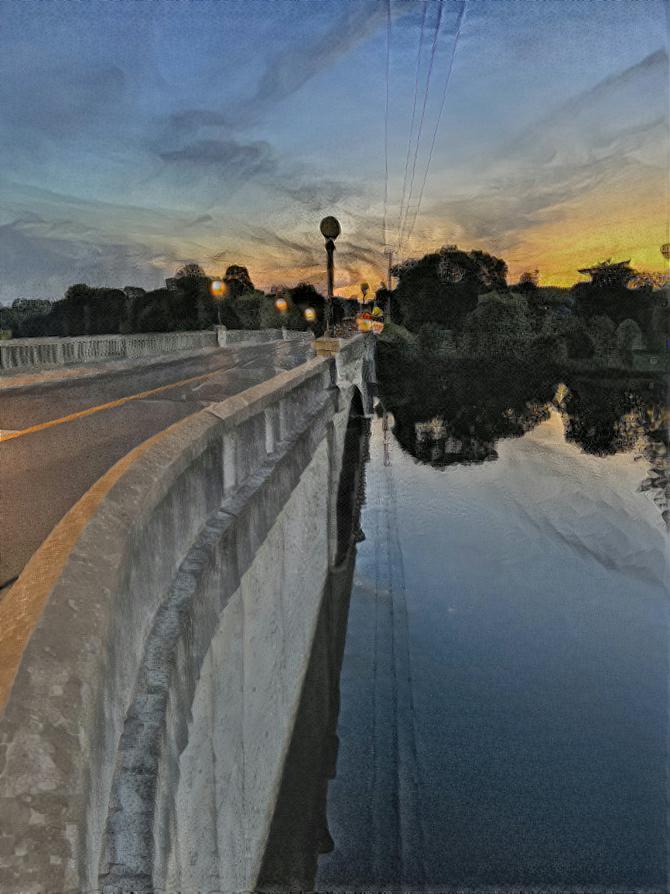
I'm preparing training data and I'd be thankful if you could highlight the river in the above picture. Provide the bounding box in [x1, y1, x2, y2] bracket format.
[261, 367, 669, 893]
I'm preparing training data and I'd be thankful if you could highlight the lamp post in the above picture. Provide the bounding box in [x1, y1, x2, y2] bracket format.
[320, 216, 341, 335]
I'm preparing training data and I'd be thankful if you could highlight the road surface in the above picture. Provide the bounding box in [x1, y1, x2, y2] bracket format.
[0, 338, 313, 590]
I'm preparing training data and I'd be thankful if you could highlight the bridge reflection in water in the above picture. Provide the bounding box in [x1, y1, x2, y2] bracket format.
[263, 370, 667, 892]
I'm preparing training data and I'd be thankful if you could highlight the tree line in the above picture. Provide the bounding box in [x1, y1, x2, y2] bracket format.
[385, 246, 667, 364]
[0, 264, 330, 339]
[2, 247, 667, 367]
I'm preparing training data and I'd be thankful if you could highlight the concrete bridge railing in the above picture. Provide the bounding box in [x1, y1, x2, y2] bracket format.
[0, 327, 294, 371]
[0, 334, 375, 894]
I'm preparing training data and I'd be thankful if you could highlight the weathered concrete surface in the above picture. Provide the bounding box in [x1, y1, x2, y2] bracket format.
[0, 330, 217, 370]
[0, 333, 375, 893]
[216, 325, 294, 347]
[257, 408, 370, 891]
[0, 327, 298, 371]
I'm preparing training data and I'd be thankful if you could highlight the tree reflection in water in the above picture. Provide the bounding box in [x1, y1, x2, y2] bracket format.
[257, 353, 667, 892]
[377, 347, 668, 526]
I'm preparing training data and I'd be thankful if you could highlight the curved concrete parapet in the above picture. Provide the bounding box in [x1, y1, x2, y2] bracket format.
[0, 330, 218, 370]
[0, 334, 374, 893]
[0, 328, 304, 372]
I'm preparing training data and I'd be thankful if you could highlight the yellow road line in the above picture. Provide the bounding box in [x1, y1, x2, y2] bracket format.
[0, 368, 222, 443]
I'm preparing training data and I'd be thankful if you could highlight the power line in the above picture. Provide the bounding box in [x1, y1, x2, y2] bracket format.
[382, 0, 392, 248]
[402, 0, 467, 253]
[397, 0, 444, 256]
[395, 2, 428, 250]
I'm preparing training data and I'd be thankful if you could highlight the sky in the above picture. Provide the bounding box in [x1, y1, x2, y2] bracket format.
[0, 0, 667, 303]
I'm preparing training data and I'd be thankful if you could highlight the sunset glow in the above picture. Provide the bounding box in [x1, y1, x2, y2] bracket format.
[0, 1, 666, 301]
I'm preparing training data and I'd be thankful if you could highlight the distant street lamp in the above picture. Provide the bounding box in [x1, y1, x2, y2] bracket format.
[320, 216, 341, 335]
[209, 279, 226, 324]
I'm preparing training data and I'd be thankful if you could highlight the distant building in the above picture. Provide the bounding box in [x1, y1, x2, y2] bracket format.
[123, 286, 146, 299]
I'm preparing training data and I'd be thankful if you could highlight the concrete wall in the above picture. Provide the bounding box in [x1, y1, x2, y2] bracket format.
[0, 334, 375, 893]
[215, 325, 296, 347]
[0, 328, 304, 371]
[0, 330, 217, 370]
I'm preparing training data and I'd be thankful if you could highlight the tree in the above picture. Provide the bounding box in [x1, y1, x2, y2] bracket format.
[462, 292, 532, 358]
[391, 246, 508, 332]
[572, 258, 659, 334]
[234, 292, 264, 329]
[615, 318, 644, 366]
[289, 282, 325, 311]
[375, 285, 392, 312]
[175, 263, 206, 280]
[516, 270, 539, 293]
[224, 265, 254, 298]
[627, 271, 669, 291]
[260, 284, 326, 336]
[168, 264, 213, 328]
[560, 378, 653, 456]
[577, 259, 636, 289]
[554, 317, 595, 360]
[87, 288, 127, 335]
[61, 284, 95, 335]
[587, 315, 616, 363]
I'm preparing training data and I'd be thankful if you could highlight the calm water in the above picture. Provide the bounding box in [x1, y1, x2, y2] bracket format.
[316, 399, 669, 892]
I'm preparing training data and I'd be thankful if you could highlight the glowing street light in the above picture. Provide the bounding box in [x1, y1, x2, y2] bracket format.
[304, 306, 317, 323]
[275, 296, 288, 314]
[210, 279, 227, 324]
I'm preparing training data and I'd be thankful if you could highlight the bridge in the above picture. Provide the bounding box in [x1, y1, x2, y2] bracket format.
[0, 329, 375, 893]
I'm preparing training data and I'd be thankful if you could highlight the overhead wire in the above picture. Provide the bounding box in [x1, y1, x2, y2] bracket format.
[395, 1, 428, 251]
[396, 0, 444, 256]
[382, 0, 392, 249]
[401, 0, 467, 253]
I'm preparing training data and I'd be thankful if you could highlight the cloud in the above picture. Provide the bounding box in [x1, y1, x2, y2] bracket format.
[153, 122, 360, 217]
[0, 181, 225, 301]
[419, 49, 668, 257]
[160, 138, 277, 174]
[185, 214, 214, 228]
[277, 177, 358, 212]
[167, 109, 229, 133]
[242, 225, 322, 272]
[240, 3, 389, 123]
[0, 62, 126, 139]
[0, 216, 167, 303]
[504, 49, 668, 168]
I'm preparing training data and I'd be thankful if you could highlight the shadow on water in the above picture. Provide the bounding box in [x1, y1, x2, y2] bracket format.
[257, 400, 370, 892]
[259, 353, 668, 892]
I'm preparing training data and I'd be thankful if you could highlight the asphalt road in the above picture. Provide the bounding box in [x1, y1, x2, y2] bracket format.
[0, 338, 313, 590]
